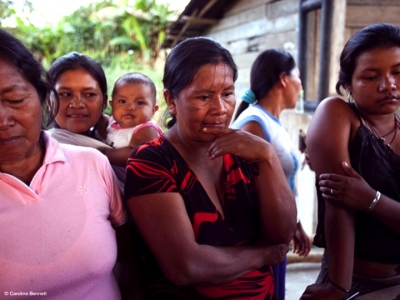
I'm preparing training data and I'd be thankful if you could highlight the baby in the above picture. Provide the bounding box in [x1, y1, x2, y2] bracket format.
[102, 72, 163, 166]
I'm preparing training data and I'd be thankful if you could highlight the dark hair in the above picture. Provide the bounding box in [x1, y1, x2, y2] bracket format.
[234, 49, 296, 120]
[336, 23, 400, 95]
[162, 37, 237, 128]
[0, 29, 58, 128]
[48, 52, 108, 109]
[112, 72, 157, 104]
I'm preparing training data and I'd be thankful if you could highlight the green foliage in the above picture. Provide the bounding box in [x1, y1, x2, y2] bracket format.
[1, 0, 177, 68]
[0, 0, 16, 20]
[0, 0, 176, 127]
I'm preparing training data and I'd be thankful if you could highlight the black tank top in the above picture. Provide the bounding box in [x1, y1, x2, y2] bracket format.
[314, 103, 400, 264]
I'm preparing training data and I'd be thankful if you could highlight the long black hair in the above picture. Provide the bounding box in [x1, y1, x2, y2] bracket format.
[234, 49, 296, 120]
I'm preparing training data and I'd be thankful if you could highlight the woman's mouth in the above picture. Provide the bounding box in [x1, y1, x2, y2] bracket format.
[0, 136, 20, 145]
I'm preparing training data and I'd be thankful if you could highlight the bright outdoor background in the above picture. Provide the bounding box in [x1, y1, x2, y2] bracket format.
[0, 0, 189, 118]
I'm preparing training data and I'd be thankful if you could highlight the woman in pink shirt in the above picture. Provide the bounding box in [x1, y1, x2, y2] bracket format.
[0, 29, 127, 299]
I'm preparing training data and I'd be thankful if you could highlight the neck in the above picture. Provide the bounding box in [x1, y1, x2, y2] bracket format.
[363, 112, 399, 147]
[257, 90, 284, 119]
[165, 126, 219, 164]
[0, 135, 45, 185]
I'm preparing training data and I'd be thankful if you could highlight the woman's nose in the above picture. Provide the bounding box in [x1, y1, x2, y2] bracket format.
[0, 107, 13, 130]
[213, 97, 227, 115]
[379, 76, 397, 92]
[69, 95, 85, 108]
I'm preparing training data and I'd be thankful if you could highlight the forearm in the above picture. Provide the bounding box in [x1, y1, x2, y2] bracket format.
[101, 147, 133, 166]
[369, 194, 400, 235]
[162, 242, 287, 286]
[255, 158, 297, 244]
[325, 203, 355, 291]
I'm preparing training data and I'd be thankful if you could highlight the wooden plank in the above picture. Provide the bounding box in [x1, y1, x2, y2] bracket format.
[267, 0, 299, 18]
[180, 16, 219, 25]
[231, 51, 261, 69]
[346, 5, 400, 27]
[213, 0, 298, 32]
[207, 14, 297, 43]
[210, 5, 267, 32]
[224, 0, 274, 16]
[348, 0, 400, 5]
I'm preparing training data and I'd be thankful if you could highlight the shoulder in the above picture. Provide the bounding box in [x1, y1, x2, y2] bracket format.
[133, 120, 163, 135]
[58, 142, 110, 167]
[315, 97, 354, 116]
[130, 136, 171, 163]
[310, 97, 359, 129]
[233, 105, 264, 123]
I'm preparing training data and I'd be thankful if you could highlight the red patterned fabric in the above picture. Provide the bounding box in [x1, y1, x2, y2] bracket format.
[125, 136, 275, 299]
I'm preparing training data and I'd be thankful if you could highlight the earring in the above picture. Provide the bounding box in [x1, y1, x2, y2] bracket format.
[347, 92, 354, 103]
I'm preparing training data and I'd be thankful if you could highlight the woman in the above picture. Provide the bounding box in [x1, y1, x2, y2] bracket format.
[124, 37, 297, 299]
[231, 49, 311, 300]
[0, 29, 126, 298]
[47, 52, 109, 142]
[46, 52, 126, 184]
[301, 23, 400, 299]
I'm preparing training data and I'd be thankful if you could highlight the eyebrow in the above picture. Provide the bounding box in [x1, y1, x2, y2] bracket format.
[360, 62, 400, 72]
[0, 84, 30, 94]
[56, 85, 98, 90]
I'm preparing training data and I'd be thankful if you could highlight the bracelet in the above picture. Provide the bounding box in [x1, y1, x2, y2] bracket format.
[367, 190, 381, 212]
[329, 279, 350, 293]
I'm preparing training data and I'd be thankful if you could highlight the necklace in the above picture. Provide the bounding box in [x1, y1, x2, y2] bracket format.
[366, 113, 399, 148]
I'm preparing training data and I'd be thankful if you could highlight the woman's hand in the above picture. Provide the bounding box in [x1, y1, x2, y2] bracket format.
[319, 162, 375, 211]
[292, 221, 311, 257]
[203, 126, 273, 163]
[204, 125, 296, 245]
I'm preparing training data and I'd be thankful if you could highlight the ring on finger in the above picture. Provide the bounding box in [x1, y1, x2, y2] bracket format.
[330, 188, 333, 195]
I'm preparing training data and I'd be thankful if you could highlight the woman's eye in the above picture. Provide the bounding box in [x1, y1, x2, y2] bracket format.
[58, 92, 70, 97]
[4, 99, 24, 105]
[224, 92, 234, 98]
[85, 93, 96, 97]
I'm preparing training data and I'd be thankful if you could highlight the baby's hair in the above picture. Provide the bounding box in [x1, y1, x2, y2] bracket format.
[112, 72, 157, 104]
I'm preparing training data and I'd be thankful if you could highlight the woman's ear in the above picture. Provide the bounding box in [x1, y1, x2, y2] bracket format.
[164, 89, 177, 115]
[279, 72, 287, 89]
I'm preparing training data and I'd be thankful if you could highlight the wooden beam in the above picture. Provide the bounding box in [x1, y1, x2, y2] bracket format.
[198, 0, 219, 17]
[168, 0, 220, 48]
[171, 9, 199, 48]
[181, 16, 219, 25]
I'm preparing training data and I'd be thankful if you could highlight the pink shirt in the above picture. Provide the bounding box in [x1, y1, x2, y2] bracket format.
[0, 132, 126, 299]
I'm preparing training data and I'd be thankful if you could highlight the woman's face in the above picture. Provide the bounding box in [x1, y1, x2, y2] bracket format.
[166, 63, 236, 143]
[54, 68, 106, 134]
[0, 58, 42, 165]
[284, 67, 302, 109]
[351, 46, 400, 114]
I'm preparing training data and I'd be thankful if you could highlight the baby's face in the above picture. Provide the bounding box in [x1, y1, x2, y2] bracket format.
[110, 83, 157, 128]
